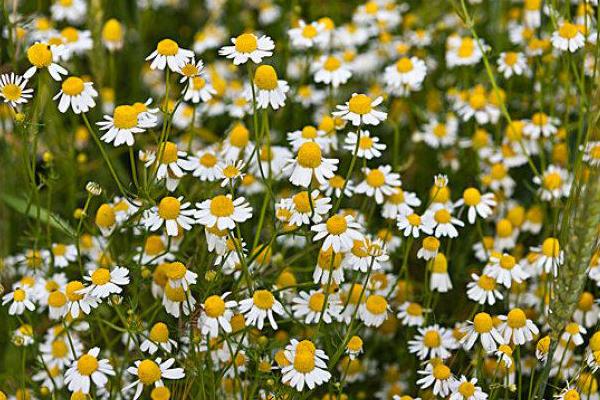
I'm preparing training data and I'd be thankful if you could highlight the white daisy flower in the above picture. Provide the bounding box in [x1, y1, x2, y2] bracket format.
[287, 125, 329, 152]
[422, 206, 464, 238]
[97, 104, 154, 147]
[344, 130, 386, 159]
[162, 285, 196, 318]
[311, 214, 364, 253]
[237, 289, 284, 331]
[165, 262, 197, 291]
[333, 93, 387, 126]
[533, 165, 571, 201]
[523, 112, 560, 139]
[2, 287, 36, 315]
[483, 253, 528, 288]
[246, 64, 289, 110]
[281, 190, 332, 227]
[341, 237, 389, 273]
[284, 141, 338, 188]
[196, 194, 252, 230]
[384, 56, 427, 95]
[65, 280, 100, 318]
[382, 187, 421, 219]
[143, 142, 188, 191]
[551, 22, 586, 52]
[292, 289, 342, 324]
[355, 165, 401, 204]
[64, 347, 115, 394]
[144, 196, 196, 237]
[146, 38, 193, 71]
[288, 20, 324, 49]
[219, 33, 274, 65]
[24, 42, 68, 81]
[140, 322, 178, 355]
[466, 273, 503, 305]
[359, 294, 389, 327]
[532, 237, 564, 276]
[123, 358, 184, 400]
[80, 266, 129, 298]
[281, 339, 331, 391]
[50, 0, 87, 23]
[408, 324, 455, 360]
[397, 213, 433, 238]
[181, 148, 221, 182]
[416, 361, 456, 397]
[397, 302, 425, 327]
[0, 73, 34, 109]
[460, 312, 505, 351]
[497, 308, 539, 345]
[497, 52, 528, 78]
[197, 293, 237, 338]
[450, 376, 488, 400]
[313, 55, 352, 88]
[454, 188, 496, 224]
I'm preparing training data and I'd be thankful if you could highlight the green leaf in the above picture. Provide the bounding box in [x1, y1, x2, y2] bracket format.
[0, 193, 76, 238]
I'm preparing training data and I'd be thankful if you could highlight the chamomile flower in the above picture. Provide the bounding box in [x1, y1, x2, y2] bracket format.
[417, 236, 441, 260]
[146, 39, 193, 71]
[313, 55, 352, 88]
[64, 347, 115, 394]
[80, 266, 129, 299]
[422, 206, 464, 238]
[246, 64, 289, 110]
[217, 160, 246, 187]
[455, 188, 496, 224]
[497, 52, 528, 78]
[281, 190, 332, 227]
[145, 142, 188, 191]
[497, 308, 539, 345]
[312, 214, 364, 253]
[288, 20, 324, 48]
[239, 289, 285, 330]
[583, 141, 600, 167]
[140, 322, 178, 354]
[359, 294, 389, 327]
[344, 130, 386, 159]
[466, 274, 503, 305]
[461, 312, 505, 351]
[2, 287, 36, 315]
[24, 42, 68, 81]
[551, 22, 586, 52]
[65, 281, 100, 318]
[53, 76, 97, 114]
[415, 117, 459, 148]
[197, 293, 237, 338]
[97, 104, 153, 147]
[287, 125, 329, 152]
[450, 376, 488, 400]
[196, 194, 252, 230]
[333, 93, 387, 126]
[281, 340, 331, 391]
[101, 19, 124, 51]
[484, 253, 529, 288]
[384, 56, 427, 95]
[533, 165, 571, 201]
[123, 358, 184, 400]
[533, 237, 563, 276]
[219, 33, 274, 65]
[291, 289, 342, 324]
[397, 213, 433, 238]
[409, 325, 455, 360]
[0, 73, 34, 109]
[523, 112, 559, 139]
[181, 148, 221, 182]
[355, 165, 401, 204]
[164, 262, 197, 291]
[398, 302, 425, 327]
[183, 76, 217, 104]
[144, 196, 196, 237]
[416, 361, 456, 397]
[382, 187, 421, 219]
[284, 141, 338, 188]
[162, 285, 196, 318]
[46, 243, 77, 268]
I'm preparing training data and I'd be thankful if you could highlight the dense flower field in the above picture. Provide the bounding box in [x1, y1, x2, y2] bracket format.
[1, 0, 600, 399]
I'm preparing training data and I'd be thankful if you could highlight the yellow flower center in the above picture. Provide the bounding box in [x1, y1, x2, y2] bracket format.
[164, 285, 185, 302]
[366, 169, 385, 187]
[348, 94, 373, 115]
[478, 275, 496, 291]
[358, 135, 373, 149]
[210, 195, 235, 217]
[13, 289, 26, 302]
[506, 308, 527, 328]
[204, 295, 226, 318]
[504, 52, 518, 66]
[48, 291, 67, 307]
[434, 209, 451, 224]
[27, 43, 52, 68]
[138, 359, 162, 385]
[51, 340, 69, 358]
[66, 281, 85, 301]
[181, 63, 199, 77]
[293, 351, 315, 373]
[61, 27, 79, 43]
[296, 141, 322, 168]
[301, 125, 318, 139]
[469, 93, 486, 110]
[158, 197, 181, 220]
[473, 312, 493, 333]
[308, 292, 326, 312]
[145, 236, 164, 255]
[433, 364, 451, 380]
[326, 215, 348, 235]
[95, 204, 116, 228]
[458, 381, 476, 398]
[323, 56, 341, 72]
[423, 236, 440, 251]
[252, 290, 275, 309]
[406, 213, 421, 226]
[302, 25, 318, 39]
[499, 254, 516, 270]
[365, 294, 387, 315]
[2, 84, 22, 101]
[347, 336, 363, 351]
[113, 105, 138, 129]
[91, 268, 111, 285]
[149, 322, 169, 342]
[234, 33, 258, 53]
[423, 330, 441, 348]
[406, 302, 423, 316]
[62, 77, 85, 96]
[156, 39, 179, 56]
[292, 192, 312, 213]
[543, 172, 562, 190]
[229, 126, 249, 150]
[565, 322, 580, 335]
[254, 65, 278, 91]
[102, 19, 123, 42]
[496, 219, 513, 237]
[564, 389, 580, 400]
[192, 76, 206, 89]
[222, 165, 240, 178]
[200, 152, 217, 167]
[151, 387, 171, 400]
[532, 112, 548, 126]
[77, 354, 99, 376]
[166, 262, 187, 280]
[541, 237, 560, 257]
[463, 188, 482, 206]
[559, 22, 579, 39]
[396, 57, 413, 73]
